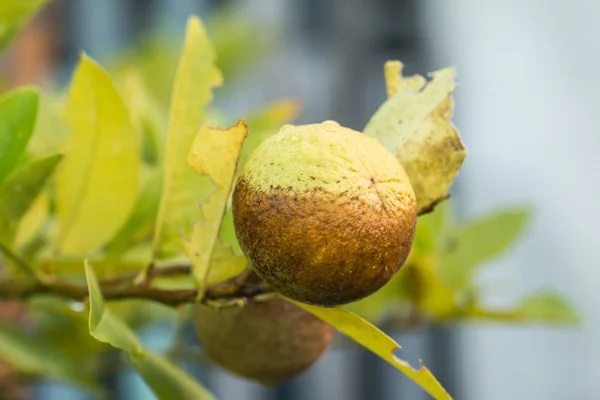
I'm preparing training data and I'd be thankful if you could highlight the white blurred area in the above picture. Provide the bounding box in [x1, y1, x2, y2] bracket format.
[423, 0, 600, 398]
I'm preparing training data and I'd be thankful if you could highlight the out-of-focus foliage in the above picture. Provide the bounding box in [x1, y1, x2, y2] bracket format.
[86, 262, 216, 400]
[0, 5, 579, 400]
[0, 0, 47, 52]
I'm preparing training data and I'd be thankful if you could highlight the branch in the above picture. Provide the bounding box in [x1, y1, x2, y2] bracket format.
[0, 265, 273, 307]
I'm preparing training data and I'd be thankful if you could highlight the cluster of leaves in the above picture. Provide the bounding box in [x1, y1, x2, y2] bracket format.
[0, 2, 578, 400]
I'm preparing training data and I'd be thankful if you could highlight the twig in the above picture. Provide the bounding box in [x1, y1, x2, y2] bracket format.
[0, 265, 273, 308]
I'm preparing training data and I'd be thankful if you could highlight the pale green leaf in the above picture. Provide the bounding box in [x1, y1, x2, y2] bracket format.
[441, 207, 531, 289]
[129, 351, 216, 400]
[85, 261, 144, 356]
[85, 261, 215, 400]
[0, 154, 62, 246]
[14, 191, 48, 248]
[364, 61, 466, 214]
[293, 301, 452, 400]
[57, 54, 140, 255]
[466, 291, 579, 325]
[0, 320, 97, 390]
[0, 87, 39, 184]
[0, 0, 48, 53]
[151, 16, 223, 260]
[185, 120, 247, 295]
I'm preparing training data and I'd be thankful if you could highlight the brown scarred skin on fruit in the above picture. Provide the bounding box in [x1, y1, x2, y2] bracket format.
[233, 178, 417, 306]
[193, 298, 335, 387]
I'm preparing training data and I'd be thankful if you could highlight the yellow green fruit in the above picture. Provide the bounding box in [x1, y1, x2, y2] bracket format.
[193, 298, 335, 386]
[232, 121, 417, 306]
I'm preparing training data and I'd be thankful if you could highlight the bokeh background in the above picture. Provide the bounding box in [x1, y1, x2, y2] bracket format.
[1, 0, 598, 399]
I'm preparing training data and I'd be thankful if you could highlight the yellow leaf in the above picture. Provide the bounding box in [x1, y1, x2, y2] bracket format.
[293, 302, 452, 400]
[185, 120, 247, 296]
[57, 54, 139, 255]
[151, 16, 223, 260]
[14, 191, 48, 248]
[364, 61, 466, 214]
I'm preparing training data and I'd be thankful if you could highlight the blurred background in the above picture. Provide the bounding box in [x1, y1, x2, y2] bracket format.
[1, 0, 598, 399]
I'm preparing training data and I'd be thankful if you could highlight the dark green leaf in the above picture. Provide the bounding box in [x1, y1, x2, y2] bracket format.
[0, 87, 40, 184]
[441, 207, 531, 289]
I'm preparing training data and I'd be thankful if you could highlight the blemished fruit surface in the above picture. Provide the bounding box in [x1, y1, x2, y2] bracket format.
[232, 121, 417, 306]
[193, 298, 335, 386]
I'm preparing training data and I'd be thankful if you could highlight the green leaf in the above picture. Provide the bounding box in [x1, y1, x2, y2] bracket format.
[364, 61, 466, 214]
[0, 0, 48, 53]
[57, 54, 140, 256]
[0, 154, 62, 246]
[14, 191, 49, 249]
[441, 207, 531, 289]
[184, 120, 247, 296]
[104, 169, 163, 259]
[0, 319, 97, 390]
[151, 16, 223, 260]
[466, 291, 579, 325]
[0, 240, 35, 276]
[293, 301, 452, 400]
[85, 261, 215, 400]
[85, 261, 144, 355]
[129, 351, 215, 400]
[0, 87, 39, 185]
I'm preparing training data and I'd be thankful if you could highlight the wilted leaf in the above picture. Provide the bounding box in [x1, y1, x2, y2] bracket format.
[0, 154, 62, 246]
[57, 55, 139, 255]
[364, 61, 466, 213]
[185, 120, 247, 295]
[293, 301, 452, 400]
[0, 320, 97, 390]
[441, 207, 531, 289]
[85, 261, 215, 400]
[151, 16, 223, 260]
[466, 291, 579, 325]
[0, 87, 39, 185]
[0, 0, 48, 53]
